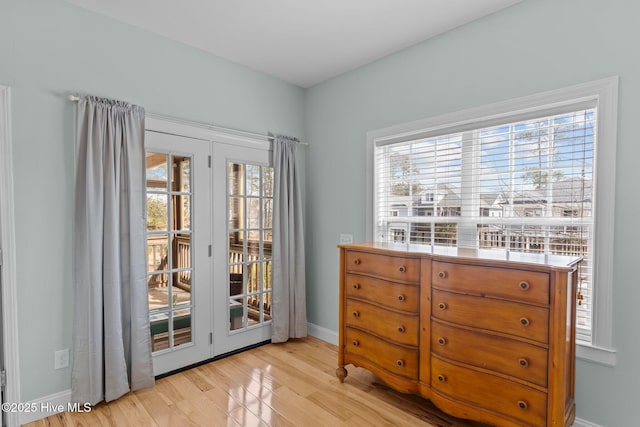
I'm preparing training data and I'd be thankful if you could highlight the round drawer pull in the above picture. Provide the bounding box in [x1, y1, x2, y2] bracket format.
[519, 281, 530, 290]
[352, 311, 360, 318]
[438, 271, 447, 279]
[399, 266, 406, 273]
[352, 340, 359, 347]
[398, 294, 406, 302]
[437, 337, 447, 346]
[396, 359, 405, 367]
[437, 374, 446, 382]
[519, 358, 529, 368]
[438, 302, 447, 310]
[397, 326, 406, 333]
[520, 317, 530, 326]
[352, 283, 360, 289]
[517, 400, 528, 410]
[353, 258, 361, 265]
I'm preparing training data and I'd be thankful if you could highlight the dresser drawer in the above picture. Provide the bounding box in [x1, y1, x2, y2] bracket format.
[431, 320, 548, 387]
[345, 250, 420, 283]
[346, 299, 419, 346]
[432, 357, 547, 426]
[432, 261, 550, 306]
[346, 274, 419, 313]
[432, 289, 549, 343]
[345, 328, 419, 379]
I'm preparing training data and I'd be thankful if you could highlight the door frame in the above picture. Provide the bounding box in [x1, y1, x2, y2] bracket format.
[0, 85, 20, 427]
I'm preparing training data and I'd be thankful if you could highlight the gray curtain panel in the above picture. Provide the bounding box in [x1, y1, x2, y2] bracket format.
[271, 135, 307, 343]
[71, 96, 154, 404]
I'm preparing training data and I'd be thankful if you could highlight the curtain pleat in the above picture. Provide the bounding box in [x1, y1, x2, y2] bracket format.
[71, 96, 154, 404]
[271, 135, 307, 343]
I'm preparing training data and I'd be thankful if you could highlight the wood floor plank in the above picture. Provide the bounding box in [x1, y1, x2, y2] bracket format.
[181, 368, 217, 393]
[288, 338, 343, 376]
[196, 360, 288, 427]
[24, 337, 486, 427]
[201, 383, 244, 415]
[165, 373, 210, 403]
[247, 352, 321, 398]
[135, 381, 198, 427]
[227, 405, 269, 427]
[201, 356, 294, 426]
[268, 385, 347, 427]
[175, 393, 235, 427]
[106, 395, 157, 427]
[225, 353, 283, 392]
[306, 389, 399, 426]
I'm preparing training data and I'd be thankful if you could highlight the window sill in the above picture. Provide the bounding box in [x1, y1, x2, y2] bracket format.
[576, 341, 617, 367]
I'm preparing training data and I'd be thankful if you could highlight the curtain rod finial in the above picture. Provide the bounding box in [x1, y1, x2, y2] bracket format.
[68, 95, 80, 102]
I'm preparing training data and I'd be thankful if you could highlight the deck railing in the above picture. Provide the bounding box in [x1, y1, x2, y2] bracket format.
[175, 235, 191, 289]
[148, 238, 272, 287]
[146, 234, 192, 289]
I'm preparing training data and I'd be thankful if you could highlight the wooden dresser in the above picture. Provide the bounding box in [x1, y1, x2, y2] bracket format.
[337, 242, 581, 427]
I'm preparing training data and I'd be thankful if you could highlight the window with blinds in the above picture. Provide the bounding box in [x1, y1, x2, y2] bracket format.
[374, 108, 595, 342]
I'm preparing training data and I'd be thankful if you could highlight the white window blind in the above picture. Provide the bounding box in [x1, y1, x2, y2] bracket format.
[375, 108, 595, 342]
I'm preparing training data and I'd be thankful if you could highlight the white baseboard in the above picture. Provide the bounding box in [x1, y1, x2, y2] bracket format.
[573, 417, 603, 427]
[307, 322, 338, 345]
[19, 389, 71, 425]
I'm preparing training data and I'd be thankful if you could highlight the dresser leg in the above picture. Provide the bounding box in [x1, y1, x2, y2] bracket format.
[336, 366, 348, 383]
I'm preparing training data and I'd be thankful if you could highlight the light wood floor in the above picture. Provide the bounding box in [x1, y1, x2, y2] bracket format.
[25, 337, 485, 427]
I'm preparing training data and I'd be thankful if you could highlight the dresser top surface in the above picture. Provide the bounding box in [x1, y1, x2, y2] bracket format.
[339, 241, 581, 271]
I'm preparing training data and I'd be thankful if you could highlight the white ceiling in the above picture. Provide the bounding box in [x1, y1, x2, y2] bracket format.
[64, 0, 522, 88]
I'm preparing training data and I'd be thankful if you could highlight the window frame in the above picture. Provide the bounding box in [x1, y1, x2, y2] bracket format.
[366, 77, 618, 366]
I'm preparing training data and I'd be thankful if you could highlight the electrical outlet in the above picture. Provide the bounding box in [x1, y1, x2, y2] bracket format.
[54, 349, 69, 370]
[339, 234, 353, 244]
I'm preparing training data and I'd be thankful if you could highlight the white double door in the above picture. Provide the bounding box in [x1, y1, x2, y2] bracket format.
[145, 127, 273, 375]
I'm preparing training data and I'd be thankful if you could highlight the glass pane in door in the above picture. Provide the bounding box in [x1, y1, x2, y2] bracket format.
[146, 152, 194, 352]
[227, 162, 273, 333]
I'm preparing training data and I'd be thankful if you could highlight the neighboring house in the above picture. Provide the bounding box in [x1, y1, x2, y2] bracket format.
[480, 192, 504, 217]
[502, 178, 592, 218]
[412, 184, 461, 217]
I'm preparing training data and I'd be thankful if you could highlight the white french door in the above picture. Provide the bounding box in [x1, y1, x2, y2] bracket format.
[212, 141, 272, 356]
[145, 120, 274, 374]
[145, 130, 212, 375]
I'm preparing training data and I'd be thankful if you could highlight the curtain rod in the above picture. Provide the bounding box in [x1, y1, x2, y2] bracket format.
[67, 94, 308, 146]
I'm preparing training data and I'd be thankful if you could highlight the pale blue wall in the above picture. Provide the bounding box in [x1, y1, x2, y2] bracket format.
[0, 0, 305, 402]
[305, 0, 639, 425]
